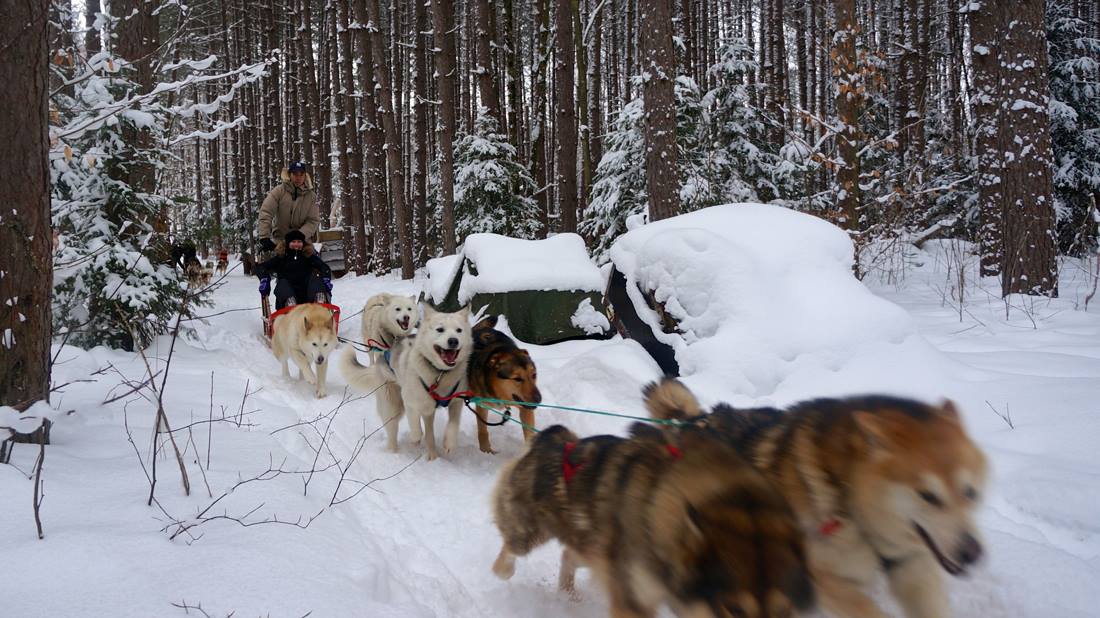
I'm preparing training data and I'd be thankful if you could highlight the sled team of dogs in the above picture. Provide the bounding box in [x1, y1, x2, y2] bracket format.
[265, 291, 989, 618]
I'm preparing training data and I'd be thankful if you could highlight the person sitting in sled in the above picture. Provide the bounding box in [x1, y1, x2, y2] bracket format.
[255, 230, 333, 310]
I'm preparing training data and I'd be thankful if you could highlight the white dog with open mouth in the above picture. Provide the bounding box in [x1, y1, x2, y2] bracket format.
[358, 293, 418, 371]
[342, 305, 472, 460]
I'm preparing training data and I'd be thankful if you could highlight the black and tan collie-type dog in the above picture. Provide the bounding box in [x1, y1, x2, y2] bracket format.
[467, 315, 541, 453]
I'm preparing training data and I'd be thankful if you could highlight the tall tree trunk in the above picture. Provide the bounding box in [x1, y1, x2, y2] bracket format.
[337, 0, 366, 273]
[504, 0, 523, 149]
[556, 0, 580, 232]
[366, 0, 413, 277]
[625, 0, 635, 99]
[589, 0, 604, 170]
[413, 0, 429, 264]
[431, 0, 459, 254]
[834, 0, 863, 239]
[303, 0, 331, 220]
[85, 0, 101, 55]
[640, 0, 679, 221]
[796, 0, 809, 139]
[351, 0, 392, 269]
[971, 2, 1002, 276]
[476, 0, 503, 120]
[531, 0, 552, 236]
[575, 0, 591, 212]
[0, 0, 52, 449]
[972, 0, 1058, 296]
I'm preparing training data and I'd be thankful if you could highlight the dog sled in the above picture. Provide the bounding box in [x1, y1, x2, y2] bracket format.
[261, 293, 341, 340]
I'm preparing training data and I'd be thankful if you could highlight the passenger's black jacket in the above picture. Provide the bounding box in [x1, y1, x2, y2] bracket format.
[254, 241, 331, 285]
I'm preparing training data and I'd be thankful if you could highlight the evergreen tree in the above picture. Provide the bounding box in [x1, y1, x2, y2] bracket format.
[707, 38, 812, 208]
[453, 107, 541, 242]
[1047, 0, 1100, 254]
[579, 97, 647, 262]
[51, 52, 199, 351]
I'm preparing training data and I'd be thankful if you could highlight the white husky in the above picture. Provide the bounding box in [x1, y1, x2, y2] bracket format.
[358, 293, 417, 370]
[271, 303, 338, 398]
[341, 306, 472, 460]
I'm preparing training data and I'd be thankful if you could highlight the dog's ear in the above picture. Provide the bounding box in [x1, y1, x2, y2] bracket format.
[938, 399, 961, 421]
[478, 328, 497, 345]
[422, 304, 436, 319]
[303, 315, 311, 330]
[456, 306, 471, 319]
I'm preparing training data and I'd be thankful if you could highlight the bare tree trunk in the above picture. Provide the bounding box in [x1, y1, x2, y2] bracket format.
[85, 0, 101, 55]
[834, 0, 862, 239]
[365, 0, 413, 277]
[575, 0, 591, 213]
[640, 0, 679, 221]
[336, 0, 366, 273]
[300, 0, 331, 218]
[351, 0, 392, 270]
[971, 2, 1002, 276]
[431, 0, 459, 254]
[973, 0, 1058, 296]
[413, 0, 429, 263]
[476, 0, 503, 120]
[625, 0, 635, 99]
[0, 0, 52, 445]
[796, 0, 809, 139]
[505, 0, 524, 149]
[531, 0, 552, 236]
[590, 0, 604, 170]
[556, 0, 580, 232]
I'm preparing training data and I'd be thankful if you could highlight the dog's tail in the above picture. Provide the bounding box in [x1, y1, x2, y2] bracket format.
[340, 346, 388, 394]
[643, 378, 703, 421]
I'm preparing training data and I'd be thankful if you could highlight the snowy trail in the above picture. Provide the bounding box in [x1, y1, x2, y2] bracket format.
[3, 252, 1100, 617]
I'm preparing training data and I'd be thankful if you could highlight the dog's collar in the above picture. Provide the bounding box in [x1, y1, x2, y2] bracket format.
[819, 518, 843, 537]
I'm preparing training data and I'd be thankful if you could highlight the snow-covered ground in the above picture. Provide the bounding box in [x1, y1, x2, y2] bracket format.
[3, 242, 1099, 617]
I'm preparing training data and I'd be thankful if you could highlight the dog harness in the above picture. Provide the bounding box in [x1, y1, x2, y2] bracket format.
[420, 375, 473, 409]
[561, 441, 683, 483]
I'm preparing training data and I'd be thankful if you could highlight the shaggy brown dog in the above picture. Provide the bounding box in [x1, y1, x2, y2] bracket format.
[646, 378, 989, 618]
[491, 417, 814, 618]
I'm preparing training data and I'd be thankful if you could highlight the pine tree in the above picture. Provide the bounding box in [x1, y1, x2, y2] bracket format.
[51, 54, 195, 351]
[705, 38, 810, 207]
[453, 107, 541, 241]
[579, 97, 647, 261]
[1047, 0, 1100, 254]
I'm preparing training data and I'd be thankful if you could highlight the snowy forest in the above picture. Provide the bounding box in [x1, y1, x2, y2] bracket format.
[2, 0, 1100, 615]
[4, 0, 1099, 354]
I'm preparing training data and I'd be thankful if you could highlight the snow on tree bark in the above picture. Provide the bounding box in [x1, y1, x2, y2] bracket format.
[0, 0, 52, 426]
[640, 0, 680, 221]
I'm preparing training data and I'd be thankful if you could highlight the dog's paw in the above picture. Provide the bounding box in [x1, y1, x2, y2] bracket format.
[492, 552, 516, 580]
[426, 448, 439, 461]
[316, 388, 327, 399]
[479, 443, 498, 455]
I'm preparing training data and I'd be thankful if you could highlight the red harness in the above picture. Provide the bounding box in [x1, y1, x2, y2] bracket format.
[562, 441, 683, 483]
[819, 518, 843, 537]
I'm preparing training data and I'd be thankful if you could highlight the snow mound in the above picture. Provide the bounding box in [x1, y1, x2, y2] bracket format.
[610, 203, 919, 399]
[424, 254, 463, 304]
[441, 233, 604, 305]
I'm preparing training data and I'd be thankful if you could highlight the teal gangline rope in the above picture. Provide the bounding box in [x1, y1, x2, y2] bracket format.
[466, 396, 688, 428]
[475, 403, 542, 434]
